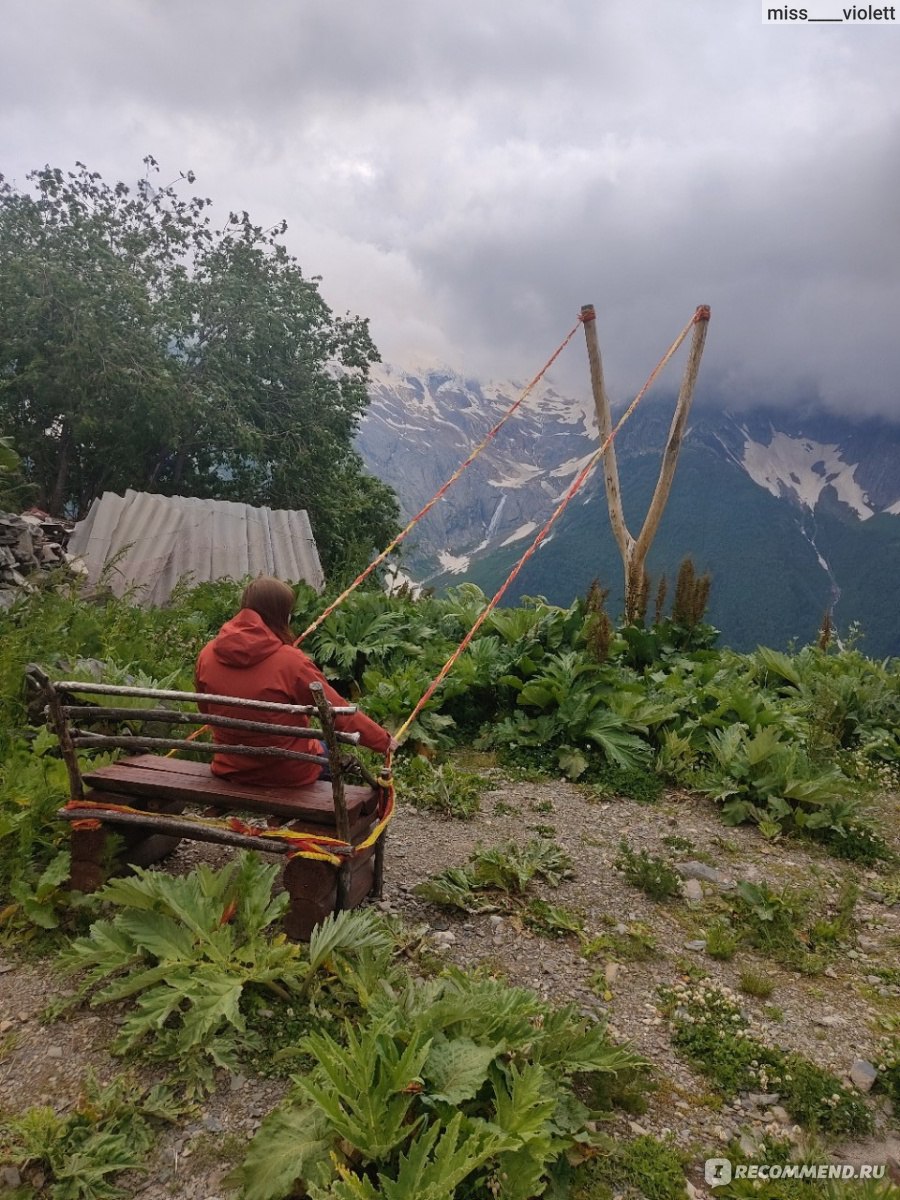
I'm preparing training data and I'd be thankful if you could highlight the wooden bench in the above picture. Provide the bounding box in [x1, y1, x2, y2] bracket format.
[27, 665, 391, 940]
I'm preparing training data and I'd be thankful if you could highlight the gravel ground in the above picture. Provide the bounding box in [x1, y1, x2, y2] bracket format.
[1, 773, 898, 1198]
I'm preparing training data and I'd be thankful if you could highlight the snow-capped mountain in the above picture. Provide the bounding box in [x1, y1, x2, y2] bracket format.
[358, 365, 900, 655]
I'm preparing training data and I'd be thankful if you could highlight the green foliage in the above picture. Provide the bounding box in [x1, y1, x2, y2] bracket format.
[523, 898, 584, 938]
[582, 922, 658, 963]
[704, 919, 739, 961]
[0, 434, 33, 508]
[661, 980, 873, 1136]
[588, 761, 664, 804]
[0, 746, 72, 897]
[0, 578, 895, 938]
[729, 881, 808, 957]
[0, 159, 398, 575]
[60, 853, 298, 1089]
[614, 841, 682, 901]
[240, 966, 646, 1200]
[490, 650, 652, 774]
[701, 723, 857, 841]
[739, 968, 775, 999]
[572, 1133, 688, 1200]
[394, 754, 486, 820]
[707, 1135, 899, 1199]
[415, 839, 574, 913]
[0, 1072, 185, 1199]
[874, 1035, 900, 1111]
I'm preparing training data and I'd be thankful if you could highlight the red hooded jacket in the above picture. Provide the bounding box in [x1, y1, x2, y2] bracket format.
[195, 608, 391, 787]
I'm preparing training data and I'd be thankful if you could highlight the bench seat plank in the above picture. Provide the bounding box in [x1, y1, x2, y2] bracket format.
[82, 754, 378, 825]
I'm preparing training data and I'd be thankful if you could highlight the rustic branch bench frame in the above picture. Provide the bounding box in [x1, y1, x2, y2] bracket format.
[27, 664, 390, 939]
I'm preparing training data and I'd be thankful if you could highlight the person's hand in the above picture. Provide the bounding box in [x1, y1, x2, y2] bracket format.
[388, 736, 401, 753]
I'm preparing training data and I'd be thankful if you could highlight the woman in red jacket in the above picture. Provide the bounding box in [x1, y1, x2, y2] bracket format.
[195, 577, 397, 787]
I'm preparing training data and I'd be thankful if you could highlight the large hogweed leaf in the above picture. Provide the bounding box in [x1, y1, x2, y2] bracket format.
[490, 1062, 557, 1200]
[424, 1036, 505, 1105]
[239, 1105, 334, 1200]
[297, 1022, 432, 1161]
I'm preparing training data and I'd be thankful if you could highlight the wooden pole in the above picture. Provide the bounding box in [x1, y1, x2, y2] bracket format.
[57, 806, 303, 855]
[53, 679, 357, 716]
[27, 665, 83, 800]
[62, 705, 361, 744]
[580, 305, 634, 569]
[632, 307, 711, 568]
[69, 732, 329, 765]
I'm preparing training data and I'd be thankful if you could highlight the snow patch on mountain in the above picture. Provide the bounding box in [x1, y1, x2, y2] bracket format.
[438, 551, 471, 574]
[740, 432, 875, 520]
[502, 521, 537, 546]
[551, 451, 596, 479]
[488, 463, 545, 489]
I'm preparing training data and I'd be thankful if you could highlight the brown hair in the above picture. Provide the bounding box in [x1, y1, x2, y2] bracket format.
[241, 576, 295, 644]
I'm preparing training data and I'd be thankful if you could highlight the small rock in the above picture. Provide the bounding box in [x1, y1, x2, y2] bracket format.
[684, 939, 707, 952]
[488, 915, 504, 929]
[770, 1106, 790, 1123]
[1, 1167, 21, 1188]
[747, 1092, 780, 1107]
[823, 966, 838, 979]
[604, 963, 620, 985]
[47, 1046, 64, 1059]
[815, 1014, 843, 1028]
[0, 1019, 13, 1034]
[849, 1059, 878, 1093]
[628, 1121, 648, 1136]
[739, 1132, 759, 1157]
[202, 1116, 225, 1132]
[683, 879, 704, 901]
[866, 975, 882, 985]
[677, 861, 733, 888]
[229, 1073, 247, 1093]
[713, 1125, 731, 1143]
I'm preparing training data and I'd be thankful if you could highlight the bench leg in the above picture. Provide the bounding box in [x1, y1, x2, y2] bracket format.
[282, 856, 336, 942]
[70, 824, 109, 893]
[282, 847, 378, 941]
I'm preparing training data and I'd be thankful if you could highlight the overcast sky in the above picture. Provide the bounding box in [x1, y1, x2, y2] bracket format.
[2, 0, 898, 414]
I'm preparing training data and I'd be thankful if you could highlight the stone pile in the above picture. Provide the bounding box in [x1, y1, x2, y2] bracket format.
[0, 509, 80, 609]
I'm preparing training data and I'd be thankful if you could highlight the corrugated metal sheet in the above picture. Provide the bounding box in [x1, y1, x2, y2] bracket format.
[69, 491, 324, 605]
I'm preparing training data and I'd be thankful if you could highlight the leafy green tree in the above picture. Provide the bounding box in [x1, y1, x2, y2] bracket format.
[0, 158, 398, 575]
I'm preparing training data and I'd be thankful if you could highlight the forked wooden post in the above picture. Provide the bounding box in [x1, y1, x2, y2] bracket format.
[310, 681, 351, 912]
[580, 303, 711, 622]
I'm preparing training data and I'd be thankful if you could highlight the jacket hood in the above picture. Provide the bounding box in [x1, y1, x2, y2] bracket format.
[210, 608, 287, 668]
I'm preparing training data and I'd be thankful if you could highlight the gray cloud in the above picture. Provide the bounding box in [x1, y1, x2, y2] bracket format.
[2, 0, 898, 413]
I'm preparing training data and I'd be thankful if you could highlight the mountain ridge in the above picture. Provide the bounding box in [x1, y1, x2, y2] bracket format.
[357, 364, 900, 655]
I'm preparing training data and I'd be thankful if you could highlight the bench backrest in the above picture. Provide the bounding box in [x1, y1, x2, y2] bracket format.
[27, 664, 376, 844]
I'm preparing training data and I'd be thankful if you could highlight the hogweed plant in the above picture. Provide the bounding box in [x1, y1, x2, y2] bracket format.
[238, 967, 648, 1200]
[58, 854, 392, 1093]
